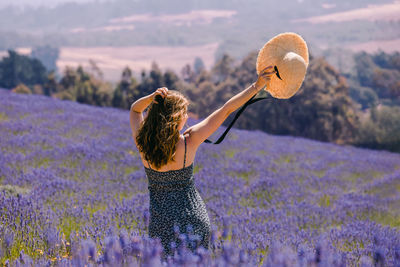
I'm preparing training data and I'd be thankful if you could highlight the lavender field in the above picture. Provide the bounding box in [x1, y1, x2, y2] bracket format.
[1, 88, 400, 266]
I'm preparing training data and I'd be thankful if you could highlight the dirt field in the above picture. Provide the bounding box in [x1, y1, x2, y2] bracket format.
[56, 43, 220, 82]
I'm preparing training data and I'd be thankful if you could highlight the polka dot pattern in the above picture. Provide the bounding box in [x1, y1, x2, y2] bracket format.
[144, 136, 211, 258]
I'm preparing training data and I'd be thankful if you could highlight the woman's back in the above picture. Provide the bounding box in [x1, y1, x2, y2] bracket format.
[139, 133, 195, 172]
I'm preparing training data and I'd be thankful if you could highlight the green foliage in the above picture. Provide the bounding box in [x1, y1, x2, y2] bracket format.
[211, 54, 235, 84]
[347, 50, 400, 152]
[112, 63, 186, 110]
[352, 51, 400, 106]
[372, 68, 400, 99]
[371, 51, 400, 71]
[349, 85, 378, 110]
[112, 66, 138, 110]
[354, 52, 376, 88]
[180, 64, 196, 84]
[0, 50, 47, 89]
[42, 71, 59, 96]
[136, 63, 171, 99]
[52, 66, 113, 106]
[354, 105, 400, 152]
[188, 52, 361, 145]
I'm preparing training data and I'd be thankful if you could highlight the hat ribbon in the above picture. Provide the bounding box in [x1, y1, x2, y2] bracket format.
[204, 92, 269, 144]
[204, 66, 282, 144]
[274, 66, 282, 80]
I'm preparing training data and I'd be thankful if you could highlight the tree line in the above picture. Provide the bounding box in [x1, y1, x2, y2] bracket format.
[0, 49, 399, 153]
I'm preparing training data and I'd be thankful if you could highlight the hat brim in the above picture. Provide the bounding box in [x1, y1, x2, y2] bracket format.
[256, 32, 309, 99]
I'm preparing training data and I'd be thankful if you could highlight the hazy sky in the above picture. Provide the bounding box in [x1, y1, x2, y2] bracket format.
[0, 0, 108, 9]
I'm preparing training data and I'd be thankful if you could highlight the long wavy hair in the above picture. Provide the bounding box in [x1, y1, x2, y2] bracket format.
[136, 90, 189, 169]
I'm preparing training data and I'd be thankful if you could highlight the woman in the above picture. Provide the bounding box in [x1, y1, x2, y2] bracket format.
[130, 65, 276, 259]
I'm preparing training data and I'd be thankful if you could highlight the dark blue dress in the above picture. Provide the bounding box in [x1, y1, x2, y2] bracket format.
[144, 136, 211, 257]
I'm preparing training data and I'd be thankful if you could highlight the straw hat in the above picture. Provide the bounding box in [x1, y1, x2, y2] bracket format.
[256, 32, 309, 99]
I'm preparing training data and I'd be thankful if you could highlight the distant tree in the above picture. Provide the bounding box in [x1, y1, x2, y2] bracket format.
[55, 65, 113, 106]
[113, 67, 132, 108]
[371, 68, 400, 99]
[75, 66, 112, 106]
[355, 105, 400, 152]
[181, 64, 195, 83]
[149, 62, 163, 88]
[93, 82, 113, 107]
[214, 77, 241, 108]
[88, 59, 104, 80]
[43, 71, 59, 96]
[211, 54, 235, 84]
[77, 66, 90, 83]
[390, 81, 400, 99]
[59, 67, 79, 92]
[135, 62, 164, 100]
[76, 79, 93, 104]
[354, 52, 376, 88]
[0, 50, 47, 89]
[351, 50, 400, 107]
[31, 45, 59, 73]
[322, 48, 356, 77]
[390, 52, 400, 70]
[113, 66, 138, 109]
[193, 57, 205, 75]
[372, 50, 400, 71]
[348, 85, 378, 110]
[112, 88, 125, 109]
[121, 66, 132, 84]
[164, 69, 183, 91]
[194, 69, 212, 86]
[192, 81, 217, 116]
[287, 57, 360, 144]
[232, 51, 258, 88]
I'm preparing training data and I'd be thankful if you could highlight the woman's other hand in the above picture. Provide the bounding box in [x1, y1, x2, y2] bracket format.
[254, 66, 276, 91]
[153, 87, 168, 104]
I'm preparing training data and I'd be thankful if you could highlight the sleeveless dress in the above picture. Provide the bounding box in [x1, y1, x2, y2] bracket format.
[144, 135, 211, 258]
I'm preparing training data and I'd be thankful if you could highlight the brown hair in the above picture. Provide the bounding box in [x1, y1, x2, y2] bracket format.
[136, 90, 189, 169]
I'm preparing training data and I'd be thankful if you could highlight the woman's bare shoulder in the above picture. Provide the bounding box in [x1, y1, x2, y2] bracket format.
[183, 132, 197, 154]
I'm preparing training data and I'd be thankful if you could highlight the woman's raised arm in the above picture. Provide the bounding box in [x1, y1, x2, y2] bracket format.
[184, 66, 275, 148]
[130, 87, 168, 144]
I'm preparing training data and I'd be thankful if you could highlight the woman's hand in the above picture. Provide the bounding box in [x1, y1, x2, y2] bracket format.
[254, 66, 276, 91]
[153, 87, 168, 104]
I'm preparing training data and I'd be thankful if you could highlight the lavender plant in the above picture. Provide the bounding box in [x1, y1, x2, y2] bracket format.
[0, 89, 400, 266]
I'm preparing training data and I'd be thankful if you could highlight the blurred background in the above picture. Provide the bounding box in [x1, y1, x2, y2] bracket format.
[1, 0, 399, 152]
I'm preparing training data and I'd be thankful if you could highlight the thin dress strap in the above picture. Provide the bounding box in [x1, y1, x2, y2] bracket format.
[183, 135, 187, 168]
[146, 136, 187, 170]
[146, 159, 152, 170]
